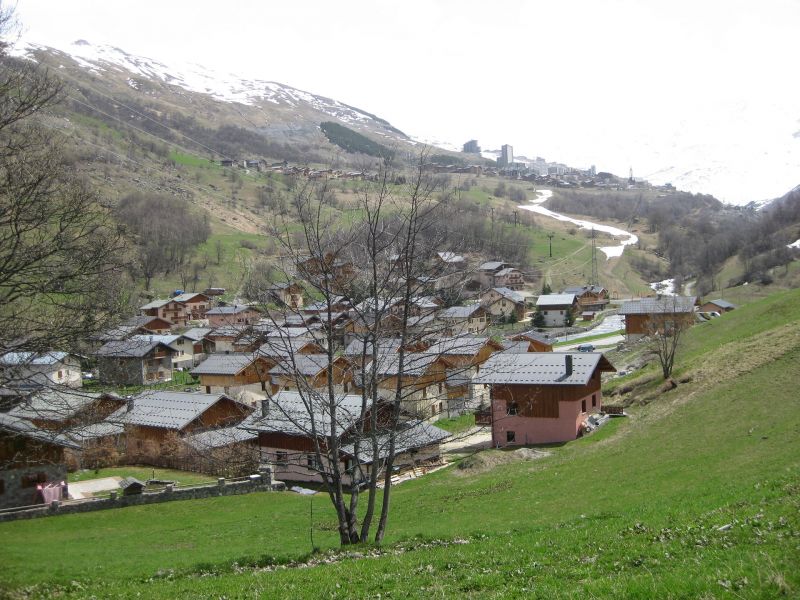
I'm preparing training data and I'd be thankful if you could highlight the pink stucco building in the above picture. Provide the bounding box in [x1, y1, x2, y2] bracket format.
[474, 352, 616, 446]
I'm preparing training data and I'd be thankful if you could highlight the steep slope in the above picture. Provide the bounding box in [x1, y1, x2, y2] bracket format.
[1, 288, 799, 597]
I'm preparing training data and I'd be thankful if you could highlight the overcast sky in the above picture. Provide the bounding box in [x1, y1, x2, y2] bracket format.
[13, 0, 800, 203]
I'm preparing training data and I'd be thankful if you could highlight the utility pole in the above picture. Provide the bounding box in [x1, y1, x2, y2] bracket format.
[513, 210, 518, 227]
[547, 232, 554, 258]
[490, 207, 495, 253]
[590, 228, 599, 286]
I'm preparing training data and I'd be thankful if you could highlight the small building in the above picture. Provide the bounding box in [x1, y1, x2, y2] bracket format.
[265, 283, 305, 309]
[535, 294, 578, 327]
[562, 285, 609, 312]
[474, 352, 616, 446]
[205, 305, 261, 328]
[437, 304, 489, 336]
[619, 296, 697, 339]
[509, 330, 555, 352]
[481, 287, 527, 322]
[269, 354, 354, 395]
[7, 389, 124, 432]
[699, 299, 737, 313]
[93, 338, 176, 386]
[191, 353, 276, 399]
[0, 351, 83, 390]
[139, 293, 211, 327]
[114, 391, 253, 458]
[0, 413, 80, 508]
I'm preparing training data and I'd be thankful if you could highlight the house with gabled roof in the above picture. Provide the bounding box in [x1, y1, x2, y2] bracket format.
[699, 298, 737, 313]
[93, 338, 176, 386]
[437, 304, 488, 335]
[269, 354, 354, 395]
[509, 330, 555, 352]
[477, 261, 524, 290]
[535, 294, 578, 327]
[619, 296, 696, 339]
[206, 305, 261, 328]
[191, 353, 276, 399]
[140, 293, 211, 327]
[562, 285, 609, 312]
[7, 389, 124, 432]
[0, 351, 83, 390]
[241, 392, 449, 485]
[474, 352, 616, 445]
[113, 391, 253, 454]
[481, 287, 528, 322]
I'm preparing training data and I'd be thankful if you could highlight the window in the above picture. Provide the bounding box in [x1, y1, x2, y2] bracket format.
[306, 454, 320, 470]
[507, 402, 519, 416]
[592, 394, 597, 407]
[438, 383, 443, 394]
[21, 472, 47, 488]
[506, 431, 516, 443]
[57, 370, 63, 379]
[275, 451, 288, 466]
[581, 399, 587, 413]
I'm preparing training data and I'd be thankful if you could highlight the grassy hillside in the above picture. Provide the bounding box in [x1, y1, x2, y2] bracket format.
[1, 288, 799, 597]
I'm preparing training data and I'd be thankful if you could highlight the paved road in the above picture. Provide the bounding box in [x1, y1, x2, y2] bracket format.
[558, 334, 625, 351]
[68, 476, 122, 499]
[554, 314, 625, 344]
[441, 426, 492, 454]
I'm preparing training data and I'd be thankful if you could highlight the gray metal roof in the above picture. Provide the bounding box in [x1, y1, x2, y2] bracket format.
[0, 413, 82, 449]
[0, 351, 71, 366]
[340, 421, 450, 463]
[113, 391, 244, 430]
[438, 304, 483, 319]
[191, 353, 260, 376]
[94, 338, 173, 358]
[703, 298, 737, 309]
[270, 354, 338, 377]
[242, 391, 367, 438]
[140, 298, 171, 310]
[478, 261, 508, 271]
[536, 294, 576, 307]
[182, 327, 212, 341]
[184, 418, 259, 450]
[425, 336, 495, 356]
[474, 352, 614, 385]
[500, 340, 535, 354]
[343, 338, 401, 357]
[172, 292, 208, 303]
[364, 352, 445, 378]
[206, 305, 254, 315]
[619, 296, 696, 315]
[8, 389, 122, 422]
[259, 338, 323, 359]
[489, 287, 526, 304]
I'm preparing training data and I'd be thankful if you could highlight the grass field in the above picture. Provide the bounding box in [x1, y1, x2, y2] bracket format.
[1, 288, 799, 597]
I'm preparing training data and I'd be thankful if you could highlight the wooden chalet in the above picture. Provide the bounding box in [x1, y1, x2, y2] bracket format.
[191, 353, 276, 399]
[699, 299, 737, 313]
[509, 330, 555, 352]
[562, 285, 609, 312]
[619, 296, 696, 339]
[481, 287, 528, 322]
[437, 304, 489, 335]
[93, 338, 176, 386]
[205, 305, 261, 328]
[269, 354, 354, 394]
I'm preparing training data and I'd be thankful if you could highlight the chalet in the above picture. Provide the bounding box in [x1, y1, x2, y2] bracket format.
[139, 293, 211, 327]
[356, 352, 453, 421]
[269, 354, 354, 394]
[259, 338, 325, 361]
[699, 298, 737, 313]
[182, 327, 214, 360]
[619, 296, 697, 339]
[206, 305, 261, 328]
[474, 352, 616, 446]
[91, 316, 174, 346]
[191, 353, 276, 399]
[7, 389, 124, 432]
[562, 285, 609, 312]
[113, 391, 253, 457]
[535, 294, 578, 327]
[477, 261, 525, 290]
[509, 330, 555, 352]
[0, 352, 83, 390]
[182, 420, 259, 477]
[343, 337, 402, 366]
[436, 251, 465, 267]
[0, 413, 80, 508]
[127, 334, 201, 370]
[266, 282, 305, 309]
[242, 392, 448, 485]
[437, 304, 489, 335]
[205, 325, 248, 354]
[296, 253, 354, 293]
[93, 338, 176, 386]
[481, 287, 527, 322]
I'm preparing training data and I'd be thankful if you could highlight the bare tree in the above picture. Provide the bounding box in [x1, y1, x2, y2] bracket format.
[241, 153, 478, 546]
[646, 296, 695, 380]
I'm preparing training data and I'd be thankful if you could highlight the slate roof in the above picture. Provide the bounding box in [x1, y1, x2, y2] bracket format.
[479, 261, 507, 271]
[0, 413, 82, 449]
[438, 304, 483, 319]
[206, 305, 255, 315]
[343, 338, 402, 357]
[182, 327, 212, 341]
[0, 351, 71, 366]
[536, 294, 576, 307]
[703, 298, 737, 309]
[241, 391, 367, 438]
[259, 338, 323, 359]
[191, 353, 261, 376]
[113, 391, 246, 430]
[425, 336, 496, 356]
[172, 292, 208, 303]
[8, 390, 122, 422]
[340, 421, 450, 463]
[488, 287, 526, 304]
[140, 298, 171, 310]
[474, 352, 615, 386]
[184, 416, 259, 450]
[364, 352, 447, 378]
[500, 340, 535, 354]
[94, 338, 173, 358]
[619, 296, 696, 315]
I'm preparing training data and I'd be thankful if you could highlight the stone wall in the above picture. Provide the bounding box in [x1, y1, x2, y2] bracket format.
[0, 473, 285, 522]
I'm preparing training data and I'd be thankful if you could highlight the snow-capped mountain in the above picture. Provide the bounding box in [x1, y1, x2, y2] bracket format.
[11, 39, 411, 145]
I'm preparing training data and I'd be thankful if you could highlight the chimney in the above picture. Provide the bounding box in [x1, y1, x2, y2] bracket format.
[261, 398, 270, 418]
[565, 355, 573, 378]
[126, 398, 134, 412]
